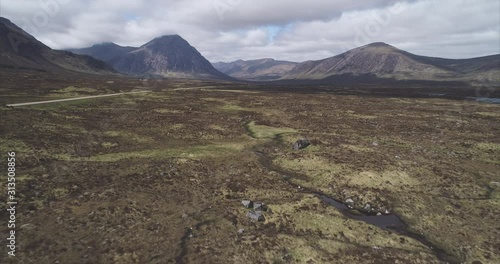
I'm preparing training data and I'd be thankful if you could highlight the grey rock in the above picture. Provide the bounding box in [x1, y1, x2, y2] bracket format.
[253, 202, 267, 211]
[238, 229, 245, 234]
[376, 212, 382, 216]
[241, 200, 253, 208]
[292, 138, 311, 150]
[364, 204, 371, 211]
[345, 198, 354, 204]
[247, 211, 265, 222]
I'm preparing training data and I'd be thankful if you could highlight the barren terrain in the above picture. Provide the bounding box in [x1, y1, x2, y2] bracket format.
[1, 69, 499, 264]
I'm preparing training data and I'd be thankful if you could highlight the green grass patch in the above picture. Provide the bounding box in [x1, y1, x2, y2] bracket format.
[220, 104, 251, 112]
[0, 138, 32, 154]
[476, 112, 500, 118]
[104, 131, 153, 143]
[246, 121, 297, 139]
[56, 142, 247, 162]
[48, 86, 99, 97]
[475, 143, 500, 152]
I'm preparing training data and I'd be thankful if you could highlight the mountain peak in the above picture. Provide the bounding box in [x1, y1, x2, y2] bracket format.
[152, 34, 184, 42]
[348, 42, 401, 55]
[93, 42, 120, 47]
[360, 42, 398, 51]
[141, 34, 189, 49]
[366, 42, 391, 47]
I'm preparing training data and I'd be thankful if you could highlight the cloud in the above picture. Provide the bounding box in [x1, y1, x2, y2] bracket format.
[1, 0, 498, 62]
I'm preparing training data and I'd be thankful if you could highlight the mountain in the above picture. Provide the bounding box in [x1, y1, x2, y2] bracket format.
[283, 42, 500, 83]
[67, 42, 136, 63]
[213, 58, 298, 81]
[0, 17, 115, 74]
[70, 35, 230, 80]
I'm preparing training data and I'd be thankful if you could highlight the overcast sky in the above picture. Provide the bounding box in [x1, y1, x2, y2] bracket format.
[1, 0, 499, 62]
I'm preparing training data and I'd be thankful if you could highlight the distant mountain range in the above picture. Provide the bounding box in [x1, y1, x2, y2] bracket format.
[69, 35, 230, 80]
[212, 59, 297, 81]
[283, 42, 500, 83]
[217, 42, 499, 83]
[0, 17, 115, 74]
[1, 16, 498, 84]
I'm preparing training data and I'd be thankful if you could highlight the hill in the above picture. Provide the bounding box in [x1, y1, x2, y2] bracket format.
[283, 42, 500, 83]
[0, 17, 115, 74]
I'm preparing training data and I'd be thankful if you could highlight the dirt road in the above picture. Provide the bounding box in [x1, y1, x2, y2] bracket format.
[6, 90, 151, 107]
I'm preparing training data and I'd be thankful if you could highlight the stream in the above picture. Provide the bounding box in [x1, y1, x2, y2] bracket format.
[253, 150, 459, 264]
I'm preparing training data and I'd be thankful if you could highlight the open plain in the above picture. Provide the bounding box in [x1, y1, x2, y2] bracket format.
[1, 70, 499, 264]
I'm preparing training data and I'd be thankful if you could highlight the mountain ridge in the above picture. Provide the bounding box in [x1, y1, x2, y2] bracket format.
[282, 42, 500, 83]
[210, 42, 499, 83]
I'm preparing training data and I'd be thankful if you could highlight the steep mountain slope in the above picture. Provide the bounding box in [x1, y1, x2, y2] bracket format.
[213, 58, 298, 81]
[71, 35, 230, 80]
[0, 17, 115, 74]
[284, 42, 500, 82]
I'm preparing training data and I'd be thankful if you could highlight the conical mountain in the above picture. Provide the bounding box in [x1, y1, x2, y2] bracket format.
[72, 35, 230, 79]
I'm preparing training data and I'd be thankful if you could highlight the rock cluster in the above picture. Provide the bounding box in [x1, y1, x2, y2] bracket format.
[242, 200, 267, 222]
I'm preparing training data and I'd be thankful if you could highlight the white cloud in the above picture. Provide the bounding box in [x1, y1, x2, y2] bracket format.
[1, 0, 498, 62]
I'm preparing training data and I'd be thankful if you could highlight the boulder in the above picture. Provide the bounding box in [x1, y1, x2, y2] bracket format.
[253, 202, 267, 211]
[292, 138, 311, 150]
[246, 211, 265, 222]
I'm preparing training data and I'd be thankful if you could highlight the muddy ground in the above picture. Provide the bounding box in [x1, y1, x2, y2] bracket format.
[1, 69, 499, 264]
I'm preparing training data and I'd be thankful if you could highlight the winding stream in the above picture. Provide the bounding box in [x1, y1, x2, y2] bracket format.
[253, 150, 458, 264]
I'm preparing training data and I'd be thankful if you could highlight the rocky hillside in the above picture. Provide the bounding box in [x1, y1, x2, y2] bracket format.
[0, 17, 115, 74]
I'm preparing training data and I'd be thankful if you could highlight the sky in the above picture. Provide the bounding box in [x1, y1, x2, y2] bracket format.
[1, 0, 499, 62]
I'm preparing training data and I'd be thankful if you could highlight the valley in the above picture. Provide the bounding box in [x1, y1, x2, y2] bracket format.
[1, 71, 499, 264]
[0, 7, 499, 264]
